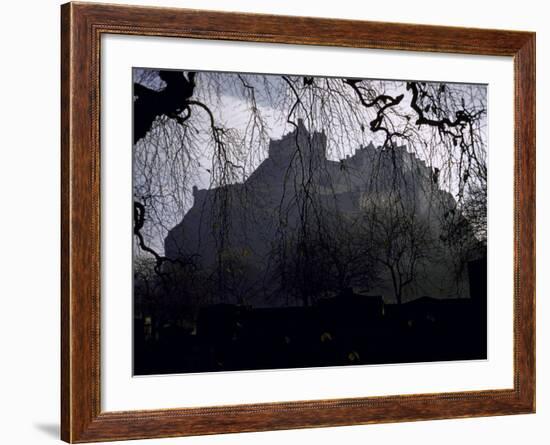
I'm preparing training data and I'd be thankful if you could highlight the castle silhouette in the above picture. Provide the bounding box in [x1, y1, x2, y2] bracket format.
[165, 119, 483, 307]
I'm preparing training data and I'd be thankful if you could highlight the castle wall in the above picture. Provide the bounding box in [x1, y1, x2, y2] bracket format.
[165, 125, 482, 307]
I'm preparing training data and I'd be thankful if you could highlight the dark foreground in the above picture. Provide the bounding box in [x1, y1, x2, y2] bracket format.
[134, 293, 487, 375]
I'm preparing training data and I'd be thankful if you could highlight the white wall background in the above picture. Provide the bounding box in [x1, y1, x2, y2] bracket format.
[0, 0, 545, 444]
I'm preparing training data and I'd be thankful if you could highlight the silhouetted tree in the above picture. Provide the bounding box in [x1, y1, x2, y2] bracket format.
[132, 69, 486, 306]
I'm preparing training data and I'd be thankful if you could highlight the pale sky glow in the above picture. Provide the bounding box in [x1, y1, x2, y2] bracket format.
[133, 68, 487, 254]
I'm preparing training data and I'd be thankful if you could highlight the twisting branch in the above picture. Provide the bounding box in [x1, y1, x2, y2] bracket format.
[133, 70, 196, 144]
[134, 201, 198, 276]
[343, 78, 406, 147]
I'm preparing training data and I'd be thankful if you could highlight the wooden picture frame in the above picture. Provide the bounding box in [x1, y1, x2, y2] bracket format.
[61, 2, 535, 442]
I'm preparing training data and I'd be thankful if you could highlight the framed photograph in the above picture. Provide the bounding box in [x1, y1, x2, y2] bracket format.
[61, 2, 535, 442]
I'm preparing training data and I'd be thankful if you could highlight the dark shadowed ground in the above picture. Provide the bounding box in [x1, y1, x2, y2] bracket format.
[134, 260, 486, 375]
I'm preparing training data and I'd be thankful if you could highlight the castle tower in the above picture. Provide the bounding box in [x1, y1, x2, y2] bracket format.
[267, 119, 327, 166]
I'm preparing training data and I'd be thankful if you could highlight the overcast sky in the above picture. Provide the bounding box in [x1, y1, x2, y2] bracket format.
[133, 68, 487, 254]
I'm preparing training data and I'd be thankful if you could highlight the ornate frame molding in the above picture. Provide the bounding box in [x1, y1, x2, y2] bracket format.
[61, 2, 535, 442]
